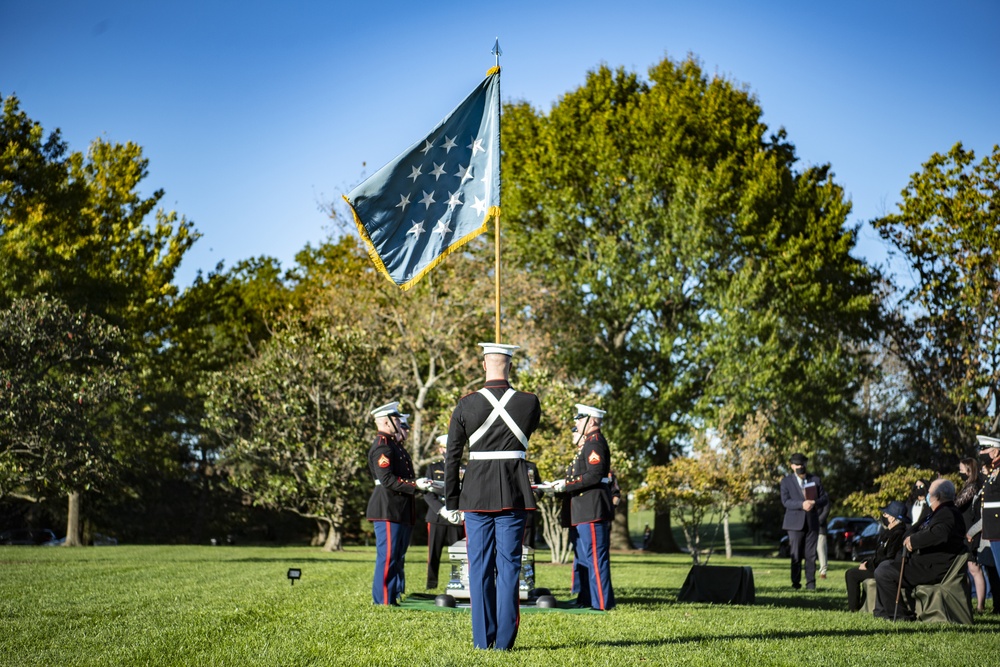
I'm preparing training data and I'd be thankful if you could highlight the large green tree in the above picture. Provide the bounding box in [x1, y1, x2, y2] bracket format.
[0, 295, 132, 545]
[503, 56, 882, 549]
[1, 93, 198, 541]
[872, 143, 1000, 455]
[203, 315, 385, 551]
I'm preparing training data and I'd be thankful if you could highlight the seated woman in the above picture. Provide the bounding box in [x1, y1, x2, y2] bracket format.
[844, 500, 908, 612]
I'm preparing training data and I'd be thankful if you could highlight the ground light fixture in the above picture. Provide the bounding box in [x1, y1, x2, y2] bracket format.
[287, 568, 301, 586]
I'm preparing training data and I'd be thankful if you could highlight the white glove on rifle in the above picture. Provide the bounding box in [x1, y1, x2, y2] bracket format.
[415, 477, 434, 491]
[551, 479, 567, 493]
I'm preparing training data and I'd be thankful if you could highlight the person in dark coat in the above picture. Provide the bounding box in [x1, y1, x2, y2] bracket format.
[553, 404, 615, 610]
[873, 479, 967, 620]
[844, 500, 908, 611]
[366, 402, 432, 605]
[977, 434, 1000, 611]
[780, 453, 829, 590]
[907, 479, 932, 528]
[423, 434, 464, 589]
[444, 343, 541, 651]
[522, 459, 543, 548]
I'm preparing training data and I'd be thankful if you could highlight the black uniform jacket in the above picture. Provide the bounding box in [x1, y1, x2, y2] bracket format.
[862, 522, 906, 570]
[983, 468, 1000, 540]
[564, 430, 613, 526]
[366, 431, 418, 524]
[445, 379, 541, 512]
[900, 501, 966, 579]
[423, 459, 450, 525]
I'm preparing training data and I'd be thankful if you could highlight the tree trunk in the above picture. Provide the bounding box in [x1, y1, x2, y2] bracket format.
[322, 496, 346, 551]
[64, 491, 83, 546]
[723, 510, 732, 559]
[312, 521, 328, 547]
[322, 519, 342, 551]
[609, 496, 634, 550]
[647, 507, 682, 553]
[538, 497, 570, 563]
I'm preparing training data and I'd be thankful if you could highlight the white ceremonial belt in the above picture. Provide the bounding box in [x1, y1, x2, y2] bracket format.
[985, 501, 1000, 508]
[468, 451, 526, 460]
[373, 480, 381, 485]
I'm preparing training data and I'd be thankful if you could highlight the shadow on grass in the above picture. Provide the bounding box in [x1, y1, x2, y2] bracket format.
[167, 556, 362, 564]
[534, 624, 998, 651]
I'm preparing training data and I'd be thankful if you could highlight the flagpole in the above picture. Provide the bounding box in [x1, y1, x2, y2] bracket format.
[492, 38, 503, 344]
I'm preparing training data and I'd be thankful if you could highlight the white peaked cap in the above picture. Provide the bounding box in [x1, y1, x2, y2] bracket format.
[575, 404, 606, 419]
[370, 402, 401, 419]
[977, 434, 1000, 449]
[436, 434, 448, 445]
[479, 342, 520, 357]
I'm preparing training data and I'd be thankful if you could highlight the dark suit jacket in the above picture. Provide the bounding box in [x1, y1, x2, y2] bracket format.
[901, 501, 966, 581]
[863, 522, 906, 570]
[780, 472, 829, 532]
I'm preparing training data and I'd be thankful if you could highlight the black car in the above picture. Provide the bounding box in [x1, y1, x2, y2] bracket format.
[851, 521, 881, 562]
[0, 528, 58, 545]
[826, 516, 876, 560]
[776, 516, 876, 560]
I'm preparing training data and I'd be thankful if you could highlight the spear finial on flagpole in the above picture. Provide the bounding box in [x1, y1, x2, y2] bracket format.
[491, 38, 503, 344]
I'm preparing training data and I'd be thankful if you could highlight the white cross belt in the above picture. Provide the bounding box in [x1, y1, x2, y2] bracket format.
[467, 387, 530, 450]
[985, 501, 1000, 508]
[468, 451, 526, 460]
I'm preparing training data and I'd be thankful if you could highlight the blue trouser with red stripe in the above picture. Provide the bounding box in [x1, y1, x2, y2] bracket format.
[464, 509, 526, 650]
[372, 520, 412, 605]
[574, 520, 615, 610]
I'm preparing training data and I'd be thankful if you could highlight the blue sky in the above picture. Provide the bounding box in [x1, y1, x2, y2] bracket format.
[2, 1, 998, 288]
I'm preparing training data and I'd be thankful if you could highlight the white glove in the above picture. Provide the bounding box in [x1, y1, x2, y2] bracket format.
[415, 477, 433, 491]
[442, 509, 462, 525]
[551, 479, 567, 493]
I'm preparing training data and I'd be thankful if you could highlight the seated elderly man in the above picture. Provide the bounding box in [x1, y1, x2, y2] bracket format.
[872, 479, 966, 621]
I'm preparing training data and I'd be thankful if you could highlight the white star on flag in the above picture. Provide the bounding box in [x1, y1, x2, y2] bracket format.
[407, 220, 425, 237]
[441, 136, 457, 153]
[395, 194, 411, 212]
[433, 219, 452, 235]
[471, 195, 488, 216]
[408, 165, 422, 182]
[419, 190, 436, 209]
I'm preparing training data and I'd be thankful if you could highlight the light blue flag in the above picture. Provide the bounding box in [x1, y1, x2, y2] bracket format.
[344, 68, 501, 290]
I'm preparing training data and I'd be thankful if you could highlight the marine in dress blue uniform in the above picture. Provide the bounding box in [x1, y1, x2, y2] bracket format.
[977, 435, 1000, 580]
[444, 343, 541, 650]
[554, 404, 615, 611]
[366, 402, 433, 605]
[424, 434, 464, 589]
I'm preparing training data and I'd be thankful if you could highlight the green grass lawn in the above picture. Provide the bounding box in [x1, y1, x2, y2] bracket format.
[1, 544, 997, 666]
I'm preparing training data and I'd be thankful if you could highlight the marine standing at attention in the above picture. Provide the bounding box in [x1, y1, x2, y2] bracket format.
[444, 343, 541, 650]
